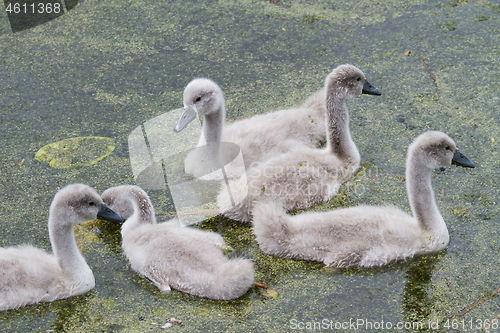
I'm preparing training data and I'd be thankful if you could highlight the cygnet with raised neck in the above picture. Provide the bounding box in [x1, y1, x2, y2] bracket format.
[252, 131, 474, 267]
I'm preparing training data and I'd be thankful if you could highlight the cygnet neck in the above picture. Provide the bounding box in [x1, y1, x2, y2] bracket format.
[49, 208, 91, 281]
[121, 189, 156, 236]
[406, 154, 447, 237]
[197, 103, 226, 172]
[200, 104, 225, 145]
[324, 83, 360, 166]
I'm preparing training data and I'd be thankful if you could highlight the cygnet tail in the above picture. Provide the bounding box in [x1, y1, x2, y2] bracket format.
[201, 258, 254, 300]
[252, 201, 292, 257]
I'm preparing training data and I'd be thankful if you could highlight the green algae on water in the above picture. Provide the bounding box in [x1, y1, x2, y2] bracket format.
[34, 136, 115, 168]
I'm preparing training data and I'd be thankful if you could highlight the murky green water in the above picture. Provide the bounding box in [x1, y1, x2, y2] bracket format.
[0, 0, 499, 331]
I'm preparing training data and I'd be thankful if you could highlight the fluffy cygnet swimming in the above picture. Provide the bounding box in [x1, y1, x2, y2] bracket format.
[218, 64, 381, 222]
[174, 77, 331, 180]
[101, 185, 254, 300]
[0, 184, 122, 312]
[252, 131, 474, 268]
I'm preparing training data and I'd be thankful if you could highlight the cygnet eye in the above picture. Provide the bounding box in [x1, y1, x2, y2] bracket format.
[89, 201, 96, 206]
[194, 96, 201, 102]
[445, 146, 450, 150]
[357, 77, 361, 81]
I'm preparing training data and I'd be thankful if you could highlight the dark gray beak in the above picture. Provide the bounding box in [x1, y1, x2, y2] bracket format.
[174, 106, 197, 133]
[98, 204, 123, 223]
[452, 149, 475, 168]
[362, 80, 381, 96]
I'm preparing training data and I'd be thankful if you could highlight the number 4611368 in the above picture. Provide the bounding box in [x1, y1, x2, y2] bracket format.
[5, 2, 62, 14]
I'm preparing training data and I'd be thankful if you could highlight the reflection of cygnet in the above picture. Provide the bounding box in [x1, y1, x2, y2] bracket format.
[0, 184, 122, 312]
[101, 185, 254, 300]
[218, 65, 381, 222]
[174, 78, 328, 180]
[252, 131, 474, 268]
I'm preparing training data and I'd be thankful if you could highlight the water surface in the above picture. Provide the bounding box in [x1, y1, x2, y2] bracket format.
[0, 0, 499, 331]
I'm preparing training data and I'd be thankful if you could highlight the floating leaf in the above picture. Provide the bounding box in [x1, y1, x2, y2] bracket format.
[261, 288, 279, 299]
[35, 136, 115, 168]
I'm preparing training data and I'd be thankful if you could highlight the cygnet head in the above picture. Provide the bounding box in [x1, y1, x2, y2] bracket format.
[101, 185, 155, 223]
[408, 131, 475, 170]
[50, 184, 123, 226]
[325, 64, 381, 100]
[174, 78, 225, 132]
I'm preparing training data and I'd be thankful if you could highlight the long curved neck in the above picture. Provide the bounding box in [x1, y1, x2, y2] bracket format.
[49, 211, 92, 281]
[406, 155, 447, 237]
[195, 103, 225, 173]
[200, 104, 225, 146]
[121, 191, 156, 237]
[324, 85, 360, 166]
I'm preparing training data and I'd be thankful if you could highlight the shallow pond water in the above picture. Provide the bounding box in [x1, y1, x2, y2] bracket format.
[0, 0, 499, 331]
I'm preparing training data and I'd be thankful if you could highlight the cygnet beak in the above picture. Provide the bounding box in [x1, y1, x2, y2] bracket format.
[174, 105, 197, 132]
[97, 204, 123, 223]
[452, 149, 475, 168]
[362, 80, 381, 96]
